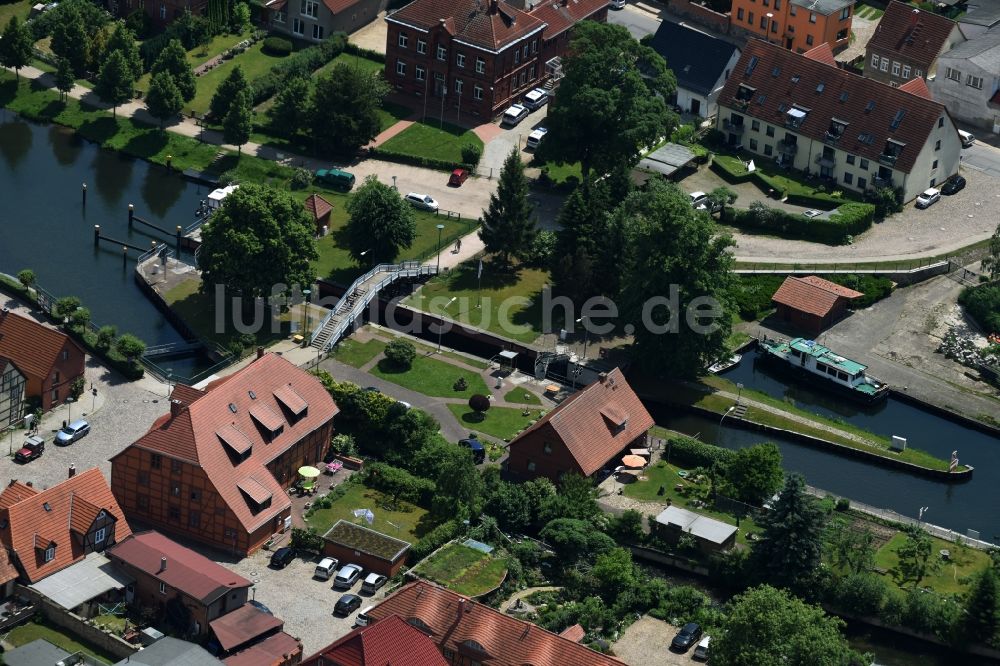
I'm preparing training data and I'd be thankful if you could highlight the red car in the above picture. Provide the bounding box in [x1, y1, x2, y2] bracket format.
[15, 436, 45, 463]
[449, 168, 469, 186]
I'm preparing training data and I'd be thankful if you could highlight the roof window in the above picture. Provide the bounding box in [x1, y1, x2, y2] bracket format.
[839, 91, 848, 102]
[229, 403, 237, 414]
[745, 55, 759, 76]
[890, 109, 905, 130]
[43, 502, 51, 512]
[791, 74, 800, 84]
[771, 66, 781, 77]
[248, 390, 257, 400]
[864, 100, 875, 113]
[816, 82, 825, 93]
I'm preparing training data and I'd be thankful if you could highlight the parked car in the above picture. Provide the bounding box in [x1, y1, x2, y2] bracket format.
[14, 436, 45, 463]
[915, 188, 941, 209]
[449, 168, 469, 186]
[248, 600, 273, 615]
[693, 635, 711, 661]
[523, 88, 549, 111]
[609, 0, 626, 8]
[396, 400, 412, 409]
[526, 127, 548, 150]
[363, 386, 381, 393]
[355, 606, 375, 627]
[803, 209, 823, 218]
[959, 129, 975, 148]
[314, 557, 339, 580]
[500, 103, 529, 127]
[404, 192, 439, 212]
[671, 622, 703, 652]
[54, 419, 90, 446]
[333, 563, 364, 589]
[689, 191, 708, 209]
[941, 175, 967, 195]
[314, 168, 356, 190]
[334, 593, 362, 617]
[459, 437, 486, 465]
[269, 547, 296, 569]
[361, 573, 388, 595]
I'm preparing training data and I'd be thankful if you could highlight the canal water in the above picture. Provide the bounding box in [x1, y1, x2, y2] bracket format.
[652, 348, 1000, 540]
[0, 118, 211, 374]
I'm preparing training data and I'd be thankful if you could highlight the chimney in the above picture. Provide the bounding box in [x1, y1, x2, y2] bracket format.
[68, 464, 76, 479]
[25, 481, 32, 487]
[0, 307, 8, 318]
[489, 0, 498, 13]
[159, 557, 167, 573]
[457, 598, 466, 622]
[170, 399, 185, 417]
[256, 346, 265, 360]
[598, 372, 608, 383]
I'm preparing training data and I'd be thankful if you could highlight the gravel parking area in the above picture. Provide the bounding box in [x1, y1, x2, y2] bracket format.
[219, 551, 394, 657]
[612, 616, 702, 665]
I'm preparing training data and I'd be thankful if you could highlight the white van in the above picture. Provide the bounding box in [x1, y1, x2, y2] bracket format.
[314, 557, 339, 580]
[958, 129, 975, 148]
[693, 635, 711, 661]
[355, 606, 375, 627]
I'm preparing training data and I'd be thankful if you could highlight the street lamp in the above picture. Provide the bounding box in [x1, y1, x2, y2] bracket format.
[575, 316, 590, 360]
[437, 296, 457, 352]
[919, 506, 929, 523]
[66, 397, 75, 424]
[736, 382, 744, 405]
[392, 176, 397, 191]
[720, 405, 735, 426]
[302, 288, 311, 339]
[435, 224, 445, 273]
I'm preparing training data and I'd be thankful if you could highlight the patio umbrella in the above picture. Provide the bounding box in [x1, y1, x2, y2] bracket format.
[621, 454, 646, 469]
[298, 466, 321, 478]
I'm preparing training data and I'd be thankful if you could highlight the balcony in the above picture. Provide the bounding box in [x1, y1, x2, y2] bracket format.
[824, 130, 843, 144]
[873, 176, 894, 189]
[878, 153, 899, 166]
[723, 119, 745, 134]
[815, 153, 836, 168]
[777, 140, 798, 155]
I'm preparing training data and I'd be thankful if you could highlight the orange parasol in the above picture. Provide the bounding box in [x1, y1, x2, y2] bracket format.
[621, 454, 646, 468]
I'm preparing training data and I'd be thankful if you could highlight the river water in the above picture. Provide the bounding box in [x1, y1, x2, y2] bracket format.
[0, 118, 211, 371]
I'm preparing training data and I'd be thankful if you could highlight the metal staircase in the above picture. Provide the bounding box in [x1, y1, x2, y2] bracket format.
[309, 261, 437, 351]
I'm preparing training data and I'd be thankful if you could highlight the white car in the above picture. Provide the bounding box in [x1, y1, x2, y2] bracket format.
[526, 127, 548, 150]
[404, 192, 439, 212]
[689, 191, 708, 209]
[501, 103, 529, 127]
[523, 88, 549, 110]
[609, 0, 626, 8]
[803, 209, 822, 218]
[915, 188, 941, 209]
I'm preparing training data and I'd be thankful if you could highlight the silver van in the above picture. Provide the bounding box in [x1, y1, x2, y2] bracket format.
[314, 557, 339, 580]
[355, 606, 375, 627]
[958, 129, 975, 148]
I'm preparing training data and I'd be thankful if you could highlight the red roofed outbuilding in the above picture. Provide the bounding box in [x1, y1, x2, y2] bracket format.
[302, 614, 447, 666]
[506, 368, 653, 482]
[303, 194, 334, 236]
[771, 275, 864, 336]
[110, 352, 339, 556]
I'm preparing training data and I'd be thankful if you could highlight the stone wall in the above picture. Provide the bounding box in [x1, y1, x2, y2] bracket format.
[666, 0, 730, 34]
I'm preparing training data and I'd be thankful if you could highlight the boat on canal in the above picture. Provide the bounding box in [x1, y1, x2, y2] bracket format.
[757, 336, 889, 403]
[707, 354, 742, 374]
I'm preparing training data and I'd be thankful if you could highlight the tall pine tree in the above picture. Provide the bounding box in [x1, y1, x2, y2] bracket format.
[478, 148, 536, 268]
[751, 473, 826, 592]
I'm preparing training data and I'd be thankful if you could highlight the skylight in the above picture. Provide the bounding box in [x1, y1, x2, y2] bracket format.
[248, 390, 257, 400]
[43, 502, 51, 512]
[816, 82, 825, 93]
[839, 91, 849, 103]
[890, 109, 905, 130]
[757, 94, 767, 105]
[791, 75, 800, 84]
[745, 56, 759, 76]
[771, 66, 781, 77]
[229, 403, 238, 414]
[865, 100, 875, 113]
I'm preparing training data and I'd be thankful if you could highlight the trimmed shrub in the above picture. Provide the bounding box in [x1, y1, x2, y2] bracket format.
[262, 36, 293, 56]
[720, 202, 873, 245]
[666, 435, 735, 469]
[469, 394, 491, 414]
[250, 32, 347, 105]
[368, 147, 460, 172]
[409, 519, 463, 561]
[383, 339, 416, 369]
[461, 142, 483, 167]
[343, 42, 385, 63]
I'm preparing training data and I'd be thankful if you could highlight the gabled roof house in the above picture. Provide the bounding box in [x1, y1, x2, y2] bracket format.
[864, 1, 965, 87]
[717, 40, 962, 202]
[302, 614, 448, 666]
[648, 21, 741, 118]
[930, 26, 1000, 132]
[506, 368, 653, 482]
[111, 352, 338, 556]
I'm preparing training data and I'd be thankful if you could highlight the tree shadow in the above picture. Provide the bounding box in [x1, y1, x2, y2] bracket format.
[0, 121, 33, 171]
[142, 160, 186, 218]
[374, 358, 409, 375]
[123, 129, 169, 162]
[48, 125, 83, 166]
[456, 410, 486, 425]
[78, 117, 120, 145]
[37, 99, 67, 121]
[92, 148, 134, 208]
[0, 79, 16, 108]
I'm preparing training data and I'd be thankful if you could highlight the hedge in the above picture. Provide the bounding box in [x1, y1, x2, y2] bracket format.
[667, 435, 735, 470]
[343, 42, 386, 63]
[409, 520, 463, 562]
[959, 283, 1000, 334]
[250, 32, 348, 105]
[720, 202, 874, 245]
[710, 155, 858, 209]
[262, 36, 293, 56]
[368, 147, 471, 172]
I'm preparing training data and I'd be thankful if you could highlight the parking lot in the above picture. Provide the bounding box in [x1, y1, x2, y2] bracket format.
[612, 616, 705, 665]
[219, 550, 394, 657]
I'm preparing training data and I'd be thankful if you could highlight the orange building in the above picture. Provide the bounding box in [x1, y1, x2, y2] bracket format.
[731, 0, 854, 54]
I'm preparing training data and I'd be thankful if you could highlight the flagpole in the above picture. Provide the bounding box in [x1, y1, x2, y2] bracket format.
[477, 258, 482, 309]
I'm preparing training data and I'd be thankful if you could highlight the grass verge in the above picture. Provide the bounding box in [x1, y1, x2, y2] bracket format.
[369, 354, 490, 398]
[7, 620, 116, 664]
[331, 338, 386, 368]
[305, 482, 436, 543]
[446, 404, 540, 441]
[378, 119, 483, 164]
[414, 542, 508, 596]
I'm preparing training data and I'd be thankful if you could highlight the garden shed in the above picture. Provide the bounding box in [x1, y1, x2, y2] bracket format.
[322, 520, 411, 577]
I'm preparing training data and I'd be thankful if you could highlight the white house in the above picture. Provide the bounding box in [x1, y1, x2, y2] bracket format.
[930, 28, 1000, 134]
[648, 21, 740, 119]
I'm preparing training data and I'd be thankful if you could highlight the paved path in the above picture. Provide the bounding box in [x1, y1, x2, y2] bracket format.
[498, 586, 562, 612]
[368, 119, 414, 148]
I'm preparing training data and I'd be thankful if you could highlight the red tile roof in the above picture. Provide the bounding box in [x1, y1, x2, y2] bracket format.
[0, 310, 83, 381]
[108, 531, 251, 605]
[211, 604, 284, 652]
[803, 43, 837, 67]
[388, 0, 545, 52]
[509, 368, 653, 477]
[303, 194, 333, 221]
[368, 581, 623, 666]
[223, 631, 301, 666]
[771, 276, 863, 318]
[718, 40, 949, 173]
[303, 614, 448, 666]
[0, 469, 131, 583]
[558, 624, 586, 643]
[867, 1, 960, 71]
[529, 0, 607, 39]
[116, 354, 338, 535]
[899, 76, 933, 99]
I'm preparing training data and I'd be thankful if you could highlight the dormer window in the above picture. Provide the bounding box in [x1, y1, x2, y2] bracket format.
[736, 84, 755, 103]
[826, 118, 847, 140]
[785, 105, 808, 128]
[880, 139, 905, 165]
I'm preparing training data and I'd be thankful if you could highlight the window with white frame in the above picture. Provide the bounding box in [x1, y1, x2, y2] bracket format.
[871, 53, 879, 68]
[417, 39, 426, 54]
[840, 6, 849, 19]
[523, 44, 528, 58]
[902, 65, 910, 78]
[302, 0, 317, 17]
[514, 49, 520, 64]
[520, 70, 526, 85]
[292, 18, 303, 34]
[416, 65, 425, 81]
[159, 582, 166, 594]
[44, 546, 55, 562]
[396, 60, 406, 76]
[455, 79, 463, 94]
[473, 85, 483, 100]
[892, 61, 900, 76]
[946, 67, 961, 81]
[809, 11, 816, 22]
[437, 45, 446, 61]
[274, 10, 285, 22]
[967, 75, 984, 89]
[532, 39, 537, 53]
[457, 53, 465, 68]
[880, 57, 888, 72]
[790, 4, 796, 14]
[476, 57, 485, 73]
[94, 527, 106, 543]
[529, 65, 536, 79]
[398, 33, 408, 48]
[313, 24, 324, 40]
[915, 69, 922, 77]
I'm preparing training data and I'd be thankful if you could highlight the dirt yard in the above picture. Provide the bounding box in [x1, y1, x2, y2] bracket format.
[612, 616, 704, 665]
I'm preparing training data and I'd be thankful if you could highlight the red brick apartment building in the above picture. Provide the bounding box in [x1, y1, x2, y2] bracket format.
[384, 0, 607, 119]
[111, 352, 338, 556]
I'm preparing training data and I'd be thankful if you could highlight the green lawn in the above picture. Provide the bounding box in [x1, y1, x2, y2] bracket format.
[402, 263, 551, 344]
[163, 278, 288, 348]
[305, 482, 436, 543]
[874, 532, 991, 595]
[537, 160, 582, 185]
[712, 153, 860, 206]
[0, 0, 31, 26]
[377, 100, 415, 133]
[370, 353, 490, 398]
[414, 542, 508, 596]
[7, 620, 116, 664]
[315, 52, 385, 78]
[135, 30, 252, 95]
[379, 119, 483, 164]
[447, 404, 540, 442]
[332, 338, 386, 368]
[384, 334, 490, 370]
[504, 388, 541, 405]
[186, 41, 288, 114]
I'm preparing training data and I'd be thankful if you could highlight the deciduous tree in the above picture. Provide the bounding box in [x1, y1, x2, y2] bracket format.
[983, 221, 1000, 281]
[896, 524, 940, 588]
[209, 64, 249, 121]
[105, 23, 143, 81]
[725, 442, 783, 506]
[151, 38, 195, 102]
[827, 522, 877, 576]
[964, 567, 1000, 644]
[432, 451, 484, 521]
[267, 76, 311, 136]
[479, 148, 536, 268]
[145, 71, 184, 128]
[752, 474, 826, 591]
[115, 333, 146, 360]
[309, 63, 389, 155]
[223, 87, 253, 153]
[540, 518, 615, 563]
[16, 269, 35, 289]
[344, 175, 416, 265]
[95, 50, 135, 117]
[0, 17, 34, 80]
[55, 57, 75, 100]
[51, 9, 89, 77]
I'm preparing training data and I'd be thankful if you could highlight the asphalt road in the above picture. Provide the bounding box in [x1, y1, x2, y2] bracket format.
[608, 3, 662, 40]
[960, 140, 1000, 179]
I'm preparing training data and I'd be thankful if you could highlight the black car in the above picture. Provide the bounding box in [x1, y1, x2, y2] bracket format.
[941, 175, 966, 195]
[334, 593, 362, 617]
[269, 547, 296, 569]
[670, 622, 703, 652]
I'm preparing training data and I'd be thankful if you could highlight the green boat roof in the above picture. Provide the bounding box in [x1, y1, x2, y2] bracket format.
[787, 338, 867, 375]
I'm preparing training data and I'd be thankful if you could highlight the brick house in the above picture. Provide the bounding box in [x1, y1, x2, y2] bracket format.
[110, 352, 339, 556]
[771, 275, 863, 336]
[506, 368, 653, 483]
[321, 520, 410, 577]
[364, 580, 623, 666]
[104, 0, 209, 31]
[209, 604, 302, 666]
[262, 0, 384, 43]
[730, 0, 853, 54]
[383, 0, 607, 120]
[864, 1, 965, 87]
[302, 614, 447, 666]
[717, 40, 963, 202]
[0, 469, 131, 585]
[107, 531, 251, 637]
[0, 308, 86, 425]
